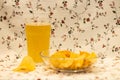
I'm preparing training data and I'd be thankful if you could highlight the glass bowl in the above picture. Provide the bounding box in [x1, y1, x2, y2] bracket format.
[40, 50, 97, 72]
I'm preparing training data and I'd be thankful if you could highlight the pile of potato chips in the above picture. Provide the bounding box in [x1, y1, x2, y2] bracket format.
[49, 50, 97, 70]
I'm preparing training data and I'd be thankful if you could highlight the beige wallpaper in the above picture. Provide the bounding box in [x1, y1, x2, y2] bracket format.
[0, 0, 120, 58]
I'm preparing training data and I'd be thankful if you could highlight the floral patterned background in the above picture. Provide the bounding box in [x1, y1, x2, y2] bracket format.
[0, 0, 120, 59]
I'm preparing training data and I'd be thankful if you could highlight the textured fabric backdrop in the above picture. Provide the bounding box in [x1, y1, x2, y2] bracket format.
[0, 0, 120, 58]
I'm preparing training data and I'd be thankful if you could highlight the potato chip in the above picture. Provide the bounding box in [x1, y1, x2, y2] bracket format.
[59, 58, 73, 69]
[82, 60, 91, 68]
[13, 56, 35, 72]
[82, 52, 97, 68]
[87, 52, 97, 63]
[80, 51, 89, 57]
[75, 55, 85, 69]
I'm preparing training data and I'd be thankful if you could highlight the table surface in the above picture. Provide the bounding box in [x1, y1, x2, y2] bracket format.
[0, 51, 120, 80]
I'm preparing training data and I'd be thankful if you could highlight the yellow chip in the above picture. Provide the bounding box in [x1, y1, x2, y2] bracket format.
[82, 52, 97, 68]
[50, 54, 62, 68]
[87, 52, 97, 63]
[82, 60, 91, 68]
[59, 58, 73, 69]
[74, 55, 85, 69]
[13, 56, 35, 72]
[80, 51, 89, 57]
[69, 52, 85, 69]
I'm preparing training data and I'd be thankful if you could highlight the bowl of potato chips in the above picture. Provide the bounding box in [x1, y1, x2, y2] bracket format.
[40, 50, 97, 72]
